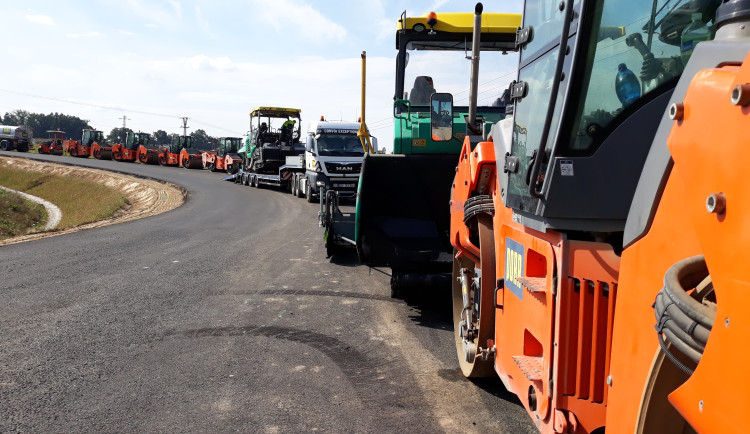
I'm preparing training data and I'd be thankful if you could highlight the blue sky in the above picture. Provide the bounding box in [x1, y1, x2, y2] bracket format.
[3, 0, 523, 151]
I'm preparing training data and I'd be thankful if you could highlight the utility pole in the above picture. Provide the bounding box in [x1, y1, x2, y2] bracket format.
[119, 115, 130, 129]
[180, 117, 189, 136]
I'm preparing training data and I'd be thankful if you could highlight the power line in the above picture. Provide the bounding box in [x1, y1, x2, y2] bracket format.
[0, 88, 239, 135]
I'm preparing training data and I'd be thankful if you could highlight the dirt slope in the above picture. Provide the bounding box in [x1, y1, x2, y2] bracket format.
[0, 157, 185, 246]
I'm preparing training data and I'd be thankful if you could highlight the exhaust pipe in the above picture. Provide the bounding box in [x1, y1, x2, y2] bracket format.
[467, 2, 483, 135]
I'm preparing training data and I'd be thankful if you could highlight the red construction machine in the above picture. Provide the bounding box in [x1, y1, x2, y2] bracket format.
[88, 130, 112, 160]
[63, 129, 103, 158]
[112, 132, 152, 162]
[180, 143, 204, 170]
[37, 130, 65, 155]
[203, 137, 242, 173]
[446, 1, 749, 433]
[157, 135, 192, 167]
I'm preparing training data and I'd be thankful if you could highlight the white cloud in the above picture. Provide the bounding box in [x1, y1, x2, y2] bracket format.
[118, 29, 135, 36]
[67, 32, 103, 39]
[144, 23, 158, 28]
[194, 5, 215, 39]
[250, 0, 346, 43]
[185, 55, 235, 72]
[26, 15, 54, 25]
[124, 0, 182, 28]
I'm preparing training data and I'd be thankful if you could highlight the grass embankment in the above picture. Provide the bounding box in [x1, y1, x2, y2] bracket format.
[0, 189, 47, 239]
[0, 166, 128, 231]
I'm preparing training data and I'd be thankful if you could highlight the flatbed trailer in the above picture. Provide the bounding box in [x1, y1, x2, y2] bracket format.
[239, 155, 304, 189]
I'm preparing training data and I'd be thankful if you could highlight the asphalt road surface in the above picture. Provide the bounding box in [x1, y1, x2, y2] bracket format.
[0, 152, 535, 433]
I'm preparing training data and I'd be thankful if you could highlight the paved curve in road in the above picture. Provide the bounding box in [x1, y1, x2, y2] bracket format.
[0, 152, 535, 433]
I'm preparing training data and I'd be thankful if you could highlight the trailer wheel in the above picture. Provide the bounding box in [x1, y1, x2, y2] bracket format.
[0, 141, 8, 151]
[452, 214, 496, 378]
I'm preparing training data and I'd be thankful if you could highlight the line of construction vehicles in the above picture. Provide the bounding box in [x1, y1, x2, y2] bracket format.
[2, 1, 748, 431]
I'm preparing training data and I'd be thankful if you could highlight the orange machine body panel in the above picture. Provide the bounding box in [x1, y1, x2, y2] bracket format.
[158, 147, 180, 166]
[112, 143, 138, 162]
[63, 139, 91, 158]
[451, 135, 616, 432]
[450, 51, 750, 434]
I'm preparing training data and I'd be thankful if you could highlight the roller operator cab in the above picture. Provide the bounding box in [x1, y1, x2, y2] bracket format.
[355, 8, 521, 290]
[301, 119, 373, 201]
[449, 0, 749, 433]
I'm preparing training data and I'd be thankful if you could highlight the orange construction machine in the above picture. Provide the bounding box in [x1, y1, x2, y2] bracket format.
[157, 135, 192, 167]
[203, 137, 242, 173]
[447, 1, 747, 433]
[88, 130, 112, 160]
[37, 130, 65, 155]
[63, 129, 102, 158]
[112, 132, 152, 162]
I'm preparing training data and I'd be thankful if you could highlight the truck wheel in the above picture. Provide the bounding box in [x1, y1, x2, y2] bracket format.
[1, 141, 8, 150]
[452, 214, 496, 378]
[306, 183, 317, 203]
[296, 176, 304, 198]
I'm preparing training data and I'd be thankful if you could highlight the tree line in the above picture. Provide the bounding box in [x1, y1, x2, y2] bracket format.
[2, 110, 222, 151]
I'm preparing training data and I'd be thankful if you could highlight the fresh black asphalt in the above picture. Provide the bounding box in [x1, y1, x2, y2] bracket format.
[0, 152, 535, 433]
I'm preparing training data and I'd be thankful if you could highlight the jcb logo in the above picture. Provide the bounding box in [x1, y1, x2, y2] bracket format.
[504, 238, 524, 300]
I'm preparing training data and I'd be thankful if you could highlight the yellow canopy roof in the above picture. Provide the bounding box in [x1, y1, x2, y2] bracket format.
[250, 107, 302, 117]
[399, 12, 521, 34]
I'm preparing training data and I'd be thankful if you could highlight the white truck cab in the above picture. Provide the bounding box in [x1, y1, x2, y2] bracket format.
[303, 119, 375, 199]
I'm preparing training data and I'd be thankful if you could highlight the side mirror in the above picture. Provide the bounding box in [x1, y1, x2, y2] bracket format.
[305, 135, 313, 152]
[430, 93, 454, 141]
[371, 137, 378, 152]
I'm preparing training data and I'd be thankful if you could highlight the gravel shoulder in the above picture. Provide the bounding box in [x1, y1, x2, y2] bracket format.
[0, 157, 185, 246]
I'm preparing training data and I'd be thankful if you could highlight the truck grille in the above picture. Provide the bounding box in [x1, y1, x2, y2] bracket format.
[325, 162, 361, 174]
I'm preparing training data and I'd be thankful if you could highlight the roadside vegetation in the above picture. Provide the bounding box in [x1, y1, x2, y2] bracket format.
[0, 166, 128, 230]
[0, 189, 47, 239]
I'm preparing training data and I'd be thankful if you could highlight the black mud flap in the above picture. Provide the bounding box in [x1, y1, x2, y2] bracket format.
[356, 153, 456, 272]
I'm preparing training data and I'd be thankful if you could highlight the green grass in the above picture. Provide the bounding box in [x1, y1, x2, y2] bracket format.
[0, 166, 128, 230]
[0, 189, 47, 239]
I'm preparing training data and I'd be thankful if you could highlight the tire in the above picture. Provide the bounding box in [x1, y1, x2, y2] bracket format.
[208, 163, 216, 172]
[1, 141, 8, 151]
[296, 176, 304, 198]
[452, 215, 496, 378]
[70, 148, 77, 157]
[306, 183, 317, 203]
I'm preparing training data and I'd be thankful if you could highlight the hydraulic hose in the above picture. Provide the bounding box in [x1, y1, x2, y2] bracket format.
[653, 255, 716, 375]
[463, 195, 494, 224]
